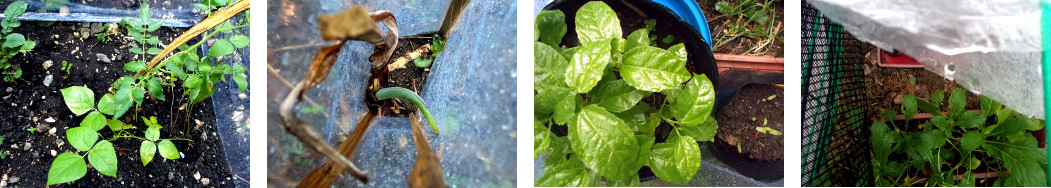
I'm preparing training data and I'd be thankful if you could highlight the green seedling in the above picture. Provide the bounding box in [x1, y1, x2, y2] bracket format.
[60, 60, 72, 76]
[534, 2, 717, 186]
[26, 126, 34, 133]
[375, 87, 439, 135]
[413, 57, 432, 68]
[871, 88, 1047, 186]
[0, 1, 35, 82]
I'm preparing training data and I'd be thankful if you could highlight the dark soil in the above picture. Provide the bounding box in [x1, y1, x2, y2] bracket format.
[715, 83, 783, 161]
[861, 44, 981, 123]
[368, 34, 435, 118]
[696, 0, 784, 57]
[0, 22, 233, 187]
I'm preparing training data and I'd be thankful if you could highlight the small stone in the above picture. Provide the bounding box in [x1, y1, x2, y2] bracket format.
[50, 150, 56, 156]
[5, 87, 11, 92]
[48, 127, 56, 135]
[90, 23, 103, 34]
[44, 117, 55, 123]
[201, 178, 210, 185]
[97, 53, 111, 64]
[23, 143, 30, 151]
[893, 93, 904, 104]
[43, 75, 53, 87]
[32, 117, 37, 122]
[168, 172, 174, 180]
[194, 171, 201, 180]
[42, 60, 52, 69]
[9, 176, 19, 183]
[238, 93, 246, 99]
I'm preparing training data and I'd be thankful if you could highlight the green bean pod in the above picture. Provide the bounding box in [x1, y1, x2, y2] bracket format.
[376, 87, 439, 135]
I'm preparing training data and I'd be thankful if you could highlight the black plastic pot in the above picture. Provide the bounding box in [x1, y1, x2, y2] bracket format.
[543, 0, 719, 182]
[710, 69, 785, 182]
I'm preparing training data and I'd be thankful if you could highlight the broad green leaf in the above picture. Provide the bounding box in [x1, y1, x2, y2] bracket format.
[80, 111, 106, 131]
[620, 46, 691, 92]
[625, 29, 650, 52]
[146, 47, 162, 55]
[535, 10, 567, 48]
[1027, 118, 1044, 131]
[208, 39, 235, 57]
[931, 116, 951, 132]
[985, 117, 1029, 137]
[88, 140, 117, 177]
[157, 139, 180, 160]
[613, 103, 653, 134]
[915, 99, 943, 117]
[19, 40, 33, 51]
[234, 74, 248, 93]
[4, 1, 27, 19]
[564, 39, 612, 93]
[668, 43, 687, 61]
[140, 140, 156, 166]
[534, 121, 550, 158]
[147, 22, 161, 32]
[588, 79, 649, 112]
[680, 117, 717, 142]
[633, 135, 655, 170]
[3, 33, 24, 49]
[47, 152, 86, 185]
[132, 86, 145, 104]
[955, 112, 985, 129]
[901, 95, 916, 122]
[996, 107, 1015, 125]
[166, 59, 187, 79]
[107, 119, 123, 131]
[569, 105, 638, 180]
[560, 47, 578, 60]
[183, 74, 203, 88]
[536, 155, 596, 187]
[930, 90, 944, 106]
[145, 125, 160, 141]
[112, 85, 134, 118]
[60, 86, 95, 116]
[147, 77, 165, 100]
[66, 127, 97, 152]
[123, 61, 146, 72]
[649, 133, 701, 183]
[552, 94, 580, 125]
[673, 74, 715, 126]
[959, 131, 983, 154]
[139, 2, 150, 22]
[949, 88, 966, 118]
[534, 86, 573, 118]
[574, 2, 621, 46]
[534, 42, 570, 89]
[229, 35, 250, 48]
[998, 136, 1047, 186]
[605, 175, 639, 187]
[871, 121, 894, 162]
[979, 95, 1001, 117]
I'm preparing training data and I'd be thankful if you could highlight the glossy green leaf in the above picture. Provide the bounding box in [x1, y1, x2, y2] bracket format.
[183, 74, 202, 88]
[535, 155, 596, 187]
[589, 79, 649, 112]
[111, 84, 134, 118]
[4, 1, 27, 19]
[535, 10, 567, 48]
[606, 175, 639, 187]
[902, 95, 917, 122]
[132, 86, 145, 104]
[47, 152, 86, 185]
[534, 86, 573, 118]
[949, 88, 966, 118]
[66, 127, 97, 152]
[959, 131, 983, 154]
[560, 47, 578, 60]
[234, 74, 248, 93]
[534, 121, 550, 159]
[208, 39, 235, 57]
[138, 2, 150, 22]
[534, 42, 570, 89]
[157, 139, 180, 160]
[123, 61, 146, 72]
[88, 140, 117, 177]
[553, 94, 580, 125]
[80, 111, 107, 131]
[569, 105, 638, 180]
[612, 103, 653, 134]
[230, 35, 250, 48]
[60, 86, 95, 116]
[3, 33, 24, 49]
[619, 46, 690, 92]
[673, 74, 715, 126]
[625, 29, 650, 52]
[649, 133, 701, 183]
[633, 135, 655, 170]
[140, 140, 156, 166]
[564, 39, 612, 93]
[107, 119, 123, 131]
[574, 2, 621, 46]
[680, 116, 717, 142]
[668, 43, 687, 61]
[145, 125, 160, 141]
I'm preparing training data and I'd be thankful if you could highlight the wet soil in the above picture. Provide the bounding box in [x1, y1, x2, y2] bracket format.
[715, 83, 783, 161]
[368, 34, 436, 118]
[0, 22, 234, 187]
[697, 0, 784, 57]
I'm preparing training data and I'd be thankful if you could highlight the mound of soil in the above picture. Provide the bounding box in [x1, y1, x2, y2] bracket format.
[715, 83, 783, 161]
[0, 22, 235, 187]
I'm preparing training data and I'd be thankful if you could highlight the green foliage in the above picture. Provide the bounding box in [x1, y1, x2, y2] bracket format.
[871, 88, 1047, 186]
[0, 1, 32, 82]
[711, 0, 781, 51]
[534, 2, 717, 185]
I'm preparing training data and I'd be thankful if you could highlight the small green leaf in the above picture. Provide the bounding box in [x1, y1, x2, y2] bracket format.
[66, 127, 98, 152]
[80, 111, 107, 131]
[412, 57, 432, 68]
[680, 117, 717, 142]
[130, 47, 144, 54]
[123, 61, 146, 72]
[901, 95, 917, 122]
[157, 139, 180, 160]
[930, 90, 944, 106]
[147, 22, 162, 32]
[715, 1, 735, 14]
[230, 35, 250, 48]
[648, 133, 701, 183]
[564, 39, 612, 93]
[979, 95, 1001, 117]
[111, 85, 134, 118]
[139, 2, 150, 23]
[533, 121, 550, 159]
[47, 152, 87, 185]
[208, 39, 235, 57]
[233, 74, 248, 93]
[535, 42, 570, 89]
[4, 2, 27, 19]
[146, 47, 162, 55]
[574, 2, 621, 46]
[955, 112, 986, 129]
[147, 77, 165, 100]
[673, 74, 715, 126]
[145, 125, 160, 141]
[20, 40, 35, 52]
[588, 79, 649, 112]
[140, 141, 156, 166]
[619, 46, 691, 92]
[183, 75, 202, 88]
[625, 29, 650, 52]
[2, 33, 23, 49]
[949, 88, 966, 118]
[959, 131, 983, 154]
[552, 94, 580, 125]
[535, 10, 567, 48]
[60, 86, 95, 116]
[106, 119, 123, 131]
[87, 140, 117, 177]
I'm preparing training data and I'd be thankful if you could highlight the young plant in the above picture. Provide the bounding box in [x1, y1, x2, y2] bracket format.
[871, 88, 1047, 186]
[0, 1, 35, 82]
[534, 2, 717, 186]
[49, 86, 184, 185]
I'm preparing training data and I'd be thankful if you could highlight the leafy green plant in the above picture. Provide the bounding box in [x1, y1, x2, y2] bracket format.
[0, 1, 34, 82]
[49, 86, 186, 185]
[712, 0, 781, 51]
[25, 126, 34, 133]
[60, 60, 72, 76]
[871, 88, 1047, 186]
[534, 2, 717, 186]
[94, 24, 113, 42]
